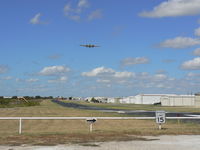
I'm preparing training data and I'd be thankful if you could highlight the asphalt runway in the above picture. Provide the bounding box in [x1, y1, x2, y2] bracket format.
[52, 100, 200, 123]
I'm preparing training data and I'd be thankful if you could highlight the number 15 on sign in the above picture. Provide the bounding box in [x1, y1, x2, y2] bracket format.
[156, 111, 166, 124]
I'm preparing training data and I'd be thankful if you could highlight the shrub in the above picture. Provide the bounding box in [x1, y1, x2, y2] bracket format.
[24, 101, 40, 106]
[0, 99, 10, 105]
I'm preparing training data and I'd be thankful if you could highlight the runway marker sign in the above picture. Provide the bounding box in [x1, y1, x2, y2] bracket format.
[156, 111, 166, 130]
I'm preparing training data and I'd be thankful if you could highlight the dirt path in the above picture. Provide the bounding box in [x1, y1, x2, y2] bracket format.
[1, 135, 200, 150]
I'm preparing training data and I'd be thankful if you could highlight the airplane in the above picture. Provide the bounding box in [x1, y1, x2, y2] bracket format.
[80, 44, 100, 48]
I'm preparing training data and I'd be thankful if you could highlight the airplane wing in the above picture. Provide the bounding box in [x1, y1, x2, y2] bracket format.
[80, 45, 86, 47]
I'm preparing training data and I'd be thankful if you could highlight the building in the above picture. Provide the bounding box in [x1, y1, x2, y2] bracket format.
[107, 97, 116, 103]
[194, 94, 200, 107]
[116, 94, 175, 104]
[119, 96, 135, 104]
[84, 93, 200, 106]
[85, 97, 107, 103]
[84, 97, 93, 102]
[134, 94, 173, 104]
[161, 95, 195, 106]
[3, 96, 12, 99]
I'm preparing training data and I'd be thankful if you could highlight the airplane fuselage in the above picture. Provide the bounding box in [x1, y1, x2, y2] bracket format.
[80, 44, 100, 48]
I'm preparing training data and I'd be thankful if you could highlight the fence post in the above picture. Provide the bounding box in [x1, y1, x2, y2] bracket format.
[19, 118, 22, 134]
[89, 123, 93, 132]
[158, 123, 162, 130]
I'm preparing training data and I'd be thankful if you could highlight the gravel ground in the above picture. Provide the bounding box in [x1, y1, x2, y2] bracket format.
[1, 135, 200, 150]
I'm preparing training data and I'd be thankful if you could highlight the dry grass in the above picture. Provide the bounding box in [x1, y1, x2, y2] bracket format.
[0, 100, 120, 117]
[0, 100, 200, 145]
[0, 119, 199, 145]
[0, 119, 199, 135]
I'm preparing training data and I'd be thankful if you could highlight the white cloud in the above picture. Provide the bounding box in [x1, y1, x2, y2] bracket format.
[48, 76, 68, 83]
[159, 36, 200, 49]
[69, 15, 81, 21]
[156, 70, 167, 74]
[181, 57, 200, 70]
[96, 79, 111, 83]
[114, 71, 135, 78]
[195, 27, 200, 36]
[39, 65, 70, 76]
[63, 3, 72, 15]
[187, 72, 200, 77]
[82, 67, 115, 77]
[139, 0, 200, 18]
[60, 76, 68, 81]
[1, 76, 12, 80]
[30, 13, 41, 24]
[140, 72, 149, 76]
[16, 78, 24, 82]
[193, 48, 200, 56]
[82, 66, 134, 79]
[81, 67, 137, 90]
[153, 74, 168, 81]
[169, 77, 176, 81]
[88, 9, 102, 21]
[26, 78, 39, 83]
[121, 57, 150, 67]
[64, 0, 90, 21]
[156, 84, 166, 88]
[30, 13, 47, 24]
[78, 0, 89, 8]
[0, 65, 9, 74]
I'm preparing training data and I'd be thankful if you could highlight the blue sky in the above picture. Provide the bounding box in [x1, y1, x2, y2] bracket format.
[1, 0, 200, 97]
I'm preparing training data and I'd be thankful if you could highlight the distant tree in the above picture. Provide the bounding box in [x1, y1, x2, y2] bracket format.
[24, 96, 32, 100]
[48, 96, 53, 99]
[35, 95, 41, 99]
[69, 97, 72, 100]
[12, 96, 17, 99]
[195, 92, 200, 96]
[91, 97, 99, 103]
[0, 99, 10, 105]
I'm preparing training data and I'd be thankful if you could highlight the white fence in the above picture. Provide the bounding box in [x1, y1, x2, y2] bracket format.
[0, 117, 200, 134]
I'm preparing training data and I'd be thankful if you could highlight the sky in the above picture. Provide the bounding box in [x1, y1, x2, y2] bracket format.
[1, 0, 200, 97]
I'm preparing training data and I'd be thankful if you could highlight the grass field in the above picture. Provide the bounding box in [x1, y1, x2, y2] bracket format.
[0, 100, 200, 145]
